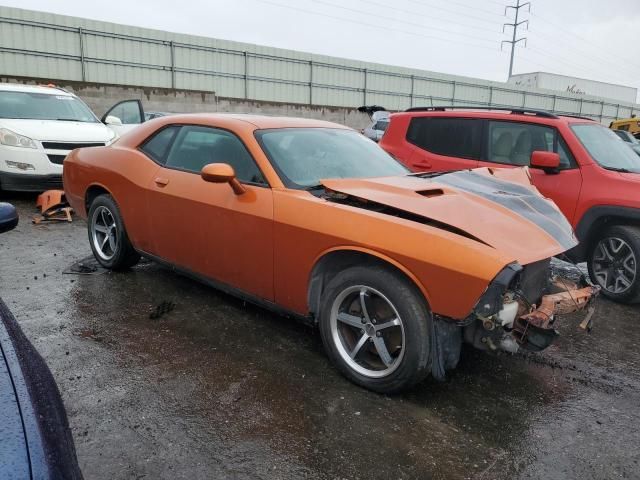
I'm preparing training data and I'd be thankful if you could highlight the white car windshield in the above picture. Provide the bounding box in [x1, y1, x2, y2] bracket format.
[256, 128, 408, 188]
[571, 124, 640, 173]
[0, 91, 99, 123]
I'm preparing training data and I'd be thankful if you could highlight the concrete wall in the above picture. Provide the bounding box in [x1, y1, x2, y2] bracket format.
[0, 76, 371, 130]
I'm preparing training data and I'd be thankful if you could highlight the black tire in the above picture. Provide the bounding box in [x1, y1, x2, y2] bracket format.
[587, 225, 640, 304]
[318, 265, 432, 393]
[87, 194, 140, 270]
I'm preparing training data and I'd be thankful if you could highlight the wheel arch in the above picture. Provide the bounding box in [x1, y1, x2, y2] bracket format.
[85, 183, 114, 212]
[307, 247, 432, 321]
[570, 206, 640, 261]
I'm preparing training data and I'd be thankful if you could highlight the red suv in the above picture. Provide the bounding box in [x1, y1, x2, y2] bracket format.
[380, 107, 640, 303]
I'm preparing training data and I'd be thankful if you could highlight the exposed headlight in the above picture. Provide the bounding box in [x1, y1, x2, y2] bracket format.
[6, 160, 35, 171]
[0, 128, 37, 149]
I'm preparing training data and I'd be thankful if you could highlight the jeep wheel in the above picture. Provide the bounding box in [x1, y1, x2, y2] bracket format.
[318, 265, 432, 393]
[588, 225, 640, 304]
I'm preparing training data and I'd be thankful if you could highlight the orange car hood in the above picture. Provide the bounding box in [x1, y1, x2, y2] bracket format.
[321, 168, 577, 266]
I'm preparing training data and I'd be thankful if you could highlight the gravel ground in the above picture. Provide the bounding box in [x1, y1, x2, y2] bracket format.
[1, 195, 639, 480]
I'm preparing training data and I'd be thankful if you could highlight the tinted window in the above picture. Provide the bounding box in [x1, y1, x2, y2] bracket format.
[140, 126, 179, 163]
[373, 120, 389, 131]
[487, 121, 575, 169]
[165, 126, 266, 184]
[406, 117, 482, 159]
[256, 128, 407, 188]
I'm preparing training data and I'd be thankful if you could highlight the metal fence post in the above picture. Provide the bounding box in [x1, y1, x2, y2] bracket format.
[451, 81, 456, 104]
[552, 94, 557, 113]
[579, 97, 583, 115]
[243, 51, 248, 99]
[309, 60, 313, 105]
[363, 68, 368, 105]
[615, 103, 620, 119]
[78, 27, 86, 82]
[488, 85, 493, 107]
[600, 101, 605, 123]
[169, 41, 176, 89]
[410, 75, 414, 108]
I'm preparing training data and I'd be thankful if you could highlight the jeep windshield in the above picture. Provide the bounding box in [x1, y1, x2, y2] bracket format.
[571, 124, 640, 173]
[0, 91, 99, 123]
[256, 128, 408, 188]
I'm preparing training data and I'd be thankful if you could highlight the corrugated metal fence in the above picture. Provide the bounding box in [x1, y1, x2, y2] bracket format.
[1, 6, 638, 122]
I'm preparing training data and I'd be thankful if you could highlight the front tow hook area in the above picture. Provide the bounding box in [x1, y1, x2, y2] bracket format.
[512, 281, 601, 352]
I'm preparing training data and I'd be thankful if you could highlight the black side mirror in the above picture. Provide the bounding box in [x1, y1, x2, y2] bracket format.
[0, 203, 19, 234]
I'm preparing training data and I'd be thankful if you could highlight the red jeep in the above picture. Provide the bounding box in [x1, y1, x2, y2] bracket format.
[380, 107, 640, 303]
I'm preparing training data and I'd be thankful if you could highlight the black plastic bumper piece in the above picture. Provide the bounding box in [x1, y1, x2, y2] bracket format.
[0, 171, 63, 192]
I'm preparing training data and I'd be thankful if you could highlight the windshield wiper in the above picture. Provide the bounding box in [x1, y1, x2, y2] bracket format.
[605, 166, 632, 173]
[55, 118, 84, 122]
[304, 184, 325, 191]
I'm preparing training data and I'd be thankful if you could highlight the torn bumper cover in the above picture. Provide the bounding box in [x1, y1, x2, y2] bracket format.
[512, 281, 600, 351]
[468, 261, 600, 354]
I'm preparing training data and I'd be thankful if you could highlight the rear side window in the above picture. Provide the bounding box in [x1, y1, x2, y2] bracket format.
[140, 126, 179, 163]
[406, 117, 482, 159]
[487, 121, 576, 169]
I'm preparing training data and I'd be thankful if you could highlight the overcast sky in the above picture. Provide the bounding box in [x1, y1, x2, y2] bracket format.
[2, 0, 640, 90]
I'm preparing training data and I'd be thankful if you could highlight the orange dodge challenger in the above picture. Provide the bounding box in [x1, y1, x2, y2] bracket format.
[63, 114, 598, 393]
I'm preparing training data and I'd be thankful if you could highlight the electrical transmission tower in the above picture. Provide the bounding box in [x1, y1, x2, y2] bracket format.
[502, 0, 530, 79]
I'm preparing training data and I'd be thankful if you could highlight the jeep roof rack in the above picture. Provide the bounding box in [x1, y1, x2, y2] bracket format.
[404, 106, 559, 119]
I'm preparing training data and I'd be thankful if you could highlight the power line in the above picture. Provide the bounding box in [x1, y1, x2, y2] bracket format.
[351, 0, 502, 35]
[249, 0, 510, 53]
[527, 28, 640, 80]
[312, 0, 500, 45]
[502, 0, 529, 78]
[528, 12, 640, 73]
[404, 0, 503, 26]
[416, 0, 508, 19]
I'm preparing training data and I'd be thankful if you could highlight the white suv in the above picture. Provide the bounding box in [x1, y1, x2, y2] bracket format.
[0, 83, 117, 192]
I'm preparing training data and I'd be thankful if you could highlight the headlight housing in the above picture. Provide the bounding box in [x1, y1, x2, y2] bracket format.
[0, 128, 37, 149]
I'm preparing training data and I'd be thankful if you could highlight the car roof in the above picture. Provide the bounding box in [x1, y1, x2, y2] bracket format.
[0, 82, 73, 96]
[153, 113, 351, 130]
[393, 109, 596, 125]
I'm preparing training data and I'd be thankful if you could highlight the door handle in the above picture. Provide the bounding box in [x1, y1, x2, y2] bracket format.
[154, 177, 169, 187]
[414, 160, 432, 169]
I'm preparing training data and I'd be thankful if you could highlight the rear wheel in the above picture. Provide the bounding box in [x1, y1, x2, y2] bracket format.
[588, 225, 640, 304]
[87, 194, 140, 270]
[318, 265, 432, 393]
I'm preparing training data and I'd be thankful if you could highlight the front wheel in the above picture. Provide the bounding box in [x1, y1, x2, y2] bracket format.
[318, 265, 432, 393]
[588, 225, 640, 304]
[87, 194, 140, 270]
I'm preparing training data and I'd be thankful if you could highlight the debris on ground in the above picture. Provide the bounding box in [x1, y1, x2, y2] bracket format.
[150, 301, 175, 320]
[32, 189, 74, 224]
[63, 256, 108, 275]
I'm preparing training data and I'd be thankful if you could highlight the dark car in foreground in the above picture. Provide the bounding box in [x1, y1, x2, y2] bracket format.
[0, 203, 82, 479]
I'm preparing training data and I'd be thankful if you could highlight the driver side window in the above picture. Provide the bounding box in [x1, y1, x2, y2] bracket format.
[487, 121, 576, 169]
[164, 126, 267, 185]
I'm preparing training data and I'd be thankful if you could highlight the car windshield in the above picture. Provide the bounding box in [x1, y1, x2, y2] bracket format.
[256, 128, 408, 188]
[571, 124, 640, 173]
[0, 90, 99, 123]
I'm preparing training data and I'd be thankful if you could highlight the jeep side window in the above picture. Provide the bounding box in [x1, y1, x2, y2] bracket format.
[406, 118, 482, 159]
[487, 121, 576, 169]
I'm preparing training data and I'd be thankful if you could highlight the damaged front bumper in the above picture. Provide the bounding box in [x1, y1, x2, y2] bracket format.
[466, 261, 600, 354]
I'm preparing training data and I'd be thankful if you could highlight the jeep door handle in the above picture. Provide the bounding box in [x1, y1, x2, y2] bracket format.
[154, 177, 170, 187]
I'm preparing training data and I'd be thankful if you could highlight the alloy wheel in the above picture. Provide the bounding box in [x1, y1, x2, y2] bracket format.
[330, 285, 405, 378]
[592, 236, 637, 294]
[91, 205, 119, 261]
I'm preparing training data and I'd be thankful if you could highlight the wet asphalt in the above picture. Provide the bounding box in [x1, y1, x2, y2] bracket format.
[1, 195, 639, 480]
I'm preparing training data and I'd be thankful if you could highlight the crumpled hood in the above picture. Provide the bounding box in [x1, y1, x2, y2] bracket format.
[0, 119, 113, 142]
[321, 168, 577, 266]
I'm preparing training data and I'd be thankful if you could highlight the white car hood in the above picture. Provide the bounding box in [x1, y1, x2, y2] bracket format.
[0, 119, 114, 142]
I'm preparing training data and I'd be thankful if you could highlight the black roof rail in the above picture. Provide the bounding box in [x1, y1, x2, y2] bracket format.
[554, 113, 595, 121]
[404, 105, 559, 119]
